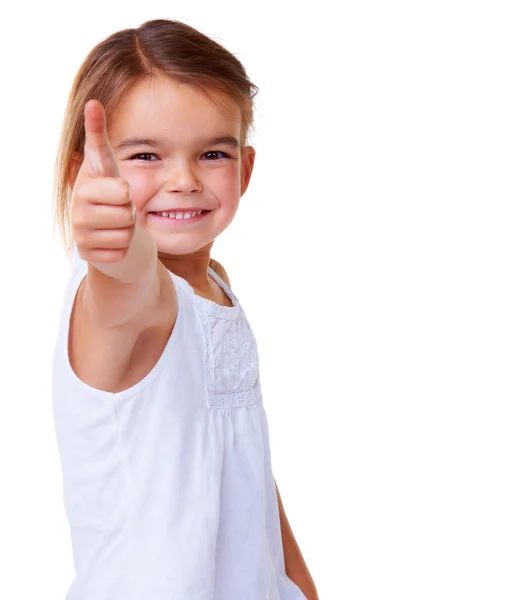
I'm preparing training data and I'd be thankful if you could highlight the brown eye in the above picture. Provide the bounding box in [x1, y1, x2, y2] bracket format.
[202, 151, 228, 160]
[130, 153, 158, 161]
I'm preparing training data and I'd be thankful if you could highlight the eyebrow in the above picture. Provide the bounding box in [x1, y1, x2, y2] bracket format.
[115, 136, 240, 150]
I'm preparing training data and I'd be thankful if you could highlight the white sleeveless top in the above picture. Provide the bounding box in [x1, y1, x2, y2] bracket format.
[52, 247, 307, 600]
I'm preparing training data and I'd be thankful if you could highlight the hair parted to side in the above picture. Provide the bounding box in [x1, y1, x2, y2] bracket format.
[53, 19, 259, 254]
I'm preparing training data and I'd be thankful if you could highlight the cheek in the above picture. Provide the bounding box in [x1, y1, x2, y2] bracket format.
[210, 164, 241, 195]
[120, 169, 155, 208]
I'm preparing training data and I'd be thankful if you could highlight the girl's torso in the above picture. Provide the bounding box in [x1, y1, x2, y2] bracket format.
[51, 249, 307, 600]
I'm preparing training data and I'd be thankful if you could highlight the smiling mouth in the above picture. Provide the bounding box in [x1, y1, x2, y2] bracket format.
[148, 209, 211, 222]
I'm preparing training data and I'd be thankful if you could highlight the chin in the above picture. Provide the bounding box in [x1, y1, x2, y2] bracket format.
[153, 234, 215, 257]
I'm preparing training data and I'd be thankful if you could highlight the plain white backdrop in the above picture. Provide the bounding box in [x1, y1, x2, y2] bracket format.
[0, 1, 507, 598]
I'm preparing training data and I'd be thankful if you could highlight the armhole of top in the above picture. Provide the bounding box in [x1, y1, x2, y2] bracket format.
[56, 260, 184, 401]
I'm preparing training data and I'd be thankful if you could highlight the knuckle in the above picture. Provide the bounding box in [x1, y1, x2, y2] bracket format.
[71, 187, 85, 206]
[79, 249, 94, 262]
[75, 240, 93, 259]
[73, 180, 95, 205]
[71, 213, 86, 231]
[71, 206, 87, 227]
[72, 202, 96, 229]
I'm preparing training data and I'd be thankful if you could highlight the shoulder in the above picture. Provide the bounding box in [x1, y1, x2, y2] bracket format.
[209, 259, 231, 287]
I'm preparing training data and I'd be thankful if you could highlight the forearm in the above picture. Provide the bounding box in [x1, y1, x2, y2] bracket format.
[275, 481, 319, 600]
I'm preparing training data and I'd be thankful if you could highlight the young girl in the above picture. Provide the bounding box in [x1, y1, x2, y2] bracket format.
[52, 19, 318, 600]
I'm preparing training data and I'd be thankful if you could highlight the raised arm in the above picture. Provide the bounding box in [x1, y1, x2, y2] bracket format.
[71, 99, 175, 329]
[68, 100, 177, 393]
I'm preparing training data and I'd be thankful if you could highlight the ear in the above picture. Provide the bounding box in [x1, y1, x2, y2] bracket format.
[69, 151, 83, 187]
[240, 146, 256, 196]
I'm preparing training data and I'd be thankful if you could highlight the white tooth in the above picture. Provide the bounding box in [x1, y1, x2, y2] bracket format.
[161, 212, 169, 217]
[169, 212, 176, 219]
[184, 212, 192, 219]
[176, 213, 183, 220]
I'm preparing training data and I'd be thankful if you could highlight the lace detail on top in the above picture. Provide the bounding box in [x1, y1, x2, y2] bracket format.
[175, 267, 262, 409]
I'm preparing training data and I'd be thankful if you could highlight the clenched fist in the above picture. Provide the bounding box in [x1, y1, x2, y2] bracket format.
[70, 100, 136, 264]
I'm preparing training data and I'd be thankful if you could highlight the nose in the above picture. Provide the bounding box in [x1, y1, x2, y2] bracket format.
[163, 160, 203, 194]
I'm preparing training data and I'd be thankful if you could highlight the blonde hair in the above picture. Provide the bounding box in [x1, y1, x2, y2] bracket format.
[53, 19, 259, 253]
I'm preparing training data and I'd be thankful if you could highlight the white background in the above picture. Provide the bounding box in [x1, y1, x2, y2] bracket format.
[0, 1, 507, 598]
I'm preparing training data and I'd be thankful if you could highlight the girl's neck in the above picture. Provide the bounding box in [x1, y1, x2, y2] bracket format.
[157, 249, 212, 291]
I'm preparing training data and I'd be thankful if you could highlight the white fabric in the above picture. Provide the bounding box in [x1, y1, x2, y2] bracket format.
[52, 247, 307, 600]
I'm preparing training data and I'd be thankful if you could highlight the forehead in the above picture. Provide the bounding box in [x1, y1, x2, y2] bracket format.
[108, 76, 241, 142]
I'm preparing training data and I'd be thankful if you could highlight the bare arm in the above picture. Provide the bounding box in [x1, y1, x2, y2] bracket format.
[67, 100, 177, 393]
[275, 480, 319, 600]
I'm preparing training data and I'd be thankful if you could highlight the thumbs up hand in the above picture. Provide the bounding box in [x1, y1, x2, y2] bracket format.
[70, 100, 136, 264]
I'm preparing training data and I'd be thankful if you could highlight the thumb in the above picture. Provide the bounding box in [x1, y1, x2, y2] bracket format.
[83, 99, 120, 178]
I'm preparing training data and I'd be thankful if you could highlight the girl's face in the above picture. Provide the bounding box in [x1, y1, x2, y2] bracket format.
[105, 76, 255, 256]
